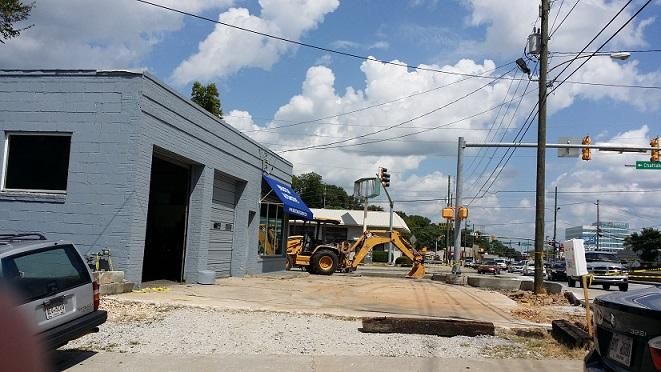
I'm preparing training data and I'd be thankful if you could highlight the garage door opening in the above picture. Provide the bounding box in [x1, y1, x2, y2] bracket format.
[142, 155, 191, 282]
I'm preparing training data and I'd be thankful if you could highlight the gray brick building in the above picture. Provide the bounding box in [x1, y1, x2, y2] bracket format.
[0, 70, 311, 285]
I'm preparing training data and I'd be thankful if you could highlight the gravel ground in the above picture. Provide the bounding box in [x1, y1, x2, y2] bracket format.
[64, 299, 515, 358]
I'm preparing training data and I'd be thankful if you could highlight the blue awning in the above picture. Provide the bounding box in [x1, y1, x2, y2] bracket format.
[263, 175, 313, 220]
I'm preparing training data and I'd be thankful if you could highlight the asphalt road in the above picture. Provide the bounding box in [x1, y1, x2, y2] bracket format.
[497, 271, 653, 301]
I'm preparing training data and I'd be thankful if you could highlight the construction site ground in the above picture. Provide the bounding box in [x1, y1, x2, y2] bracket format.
[58, 270, 591, 370]
[111, 271, 532, 329]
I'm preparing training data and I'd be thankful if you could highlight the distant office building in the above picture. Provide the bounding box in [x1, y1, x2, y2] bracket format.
[564, 222, 630, 252]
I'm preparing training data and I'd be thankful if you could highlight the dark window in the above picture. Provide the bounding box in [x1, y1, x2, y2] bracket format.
[4, 134, 72, 191]
[1, 245, 91, 303]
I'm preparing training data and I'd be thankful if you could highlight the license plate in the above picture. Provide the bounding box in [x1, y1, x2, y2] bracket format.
[608, 333, 633, 367]
[44, 301, 66, 320]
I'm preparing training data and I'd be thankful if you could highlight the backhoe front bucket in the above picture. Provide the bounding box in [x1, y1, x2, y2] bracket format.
[406, 262, 425, 279]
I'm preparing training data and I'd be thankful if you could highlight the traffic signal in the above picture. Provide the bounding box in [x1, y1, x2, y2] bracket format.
[379, 167, 391, 187]
[651, 137, 660, 162]
[581, 135, 592, 161]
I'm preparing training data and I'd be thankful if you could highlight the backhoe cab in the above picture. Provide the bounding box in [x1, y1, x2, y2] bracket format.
[287, 222, 425, 278]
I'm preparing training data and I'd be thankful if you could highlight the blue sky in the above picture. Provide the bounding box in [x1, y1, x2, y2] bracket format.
[3, 0, 660, 242]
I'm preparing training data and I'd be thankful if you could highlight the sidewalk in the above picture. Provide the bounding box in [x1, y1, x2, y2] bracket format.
[59, 351, 582, 372]
[117, 272, 536, 329]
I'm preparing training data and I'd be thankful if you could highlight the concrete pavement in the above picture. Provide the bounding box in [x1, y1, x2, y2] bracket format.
[119, 272, 536, 329]
[56, 351, 583, 372]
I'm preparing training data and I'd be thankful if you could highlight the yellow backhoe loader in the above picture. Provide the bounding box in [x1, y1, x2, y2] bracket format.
[287, 224, 425, 278]
[258, 224, 277, 255]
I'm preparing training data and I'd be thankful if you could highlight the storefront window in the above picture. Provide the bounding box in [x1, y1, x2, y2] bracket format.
[259, 202, 285, 256]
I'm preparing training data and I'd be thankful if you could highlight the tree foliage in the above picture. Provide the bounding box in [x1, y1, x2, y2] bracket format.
[292, 172, 362, 210]
[624, 228, 661, 263]
[191, 81, 223, 118]
[1, 0, 33, 43]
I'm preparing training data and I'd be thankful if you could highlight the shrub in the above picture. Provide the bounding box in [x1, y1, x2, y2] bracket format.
[372, 251, 389, 263]
[395, 256, 413, 267]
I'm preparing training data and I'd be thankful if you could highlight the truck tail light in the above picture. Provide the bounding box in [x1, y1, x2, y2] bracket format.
[93, 280, 100, 311]
[649, 336, 661, 371]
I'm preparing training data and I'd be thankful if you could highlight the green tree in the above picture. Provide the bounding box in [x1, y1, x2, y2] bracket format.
[191, 81, 223, 118]
[624, 228, 661, 263]
[292, 172, 358, 209]
[1, 0, 33, 43]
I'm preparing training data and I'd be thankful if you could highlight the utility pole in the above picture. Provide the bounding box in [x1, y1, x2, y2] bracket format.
[533, 0, 550, 294]
[596, 199, 600, 251]
[453, 137, 465, 274]
[553, 186, 558, 260]
[446, 176, 451, 257]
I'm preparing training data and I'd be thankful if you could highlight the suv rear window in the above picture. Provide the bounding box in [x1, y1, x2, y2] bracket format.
[1, 244, 91, 303]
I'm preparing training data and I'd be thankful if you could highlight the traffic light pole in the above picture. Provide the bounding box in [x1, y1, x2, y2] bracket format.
[377, 171, 395, 264]
[382, 185, 394, 264]
[452, 137, 465, 274]
[453, 138, 655, 285]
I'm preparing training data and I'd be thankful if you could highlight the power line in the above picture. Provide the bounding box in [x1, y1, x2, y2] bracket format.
[550, 0, 567, 33]
[279, 67, 519, 153]
[244, 63, 516, 133]
[137, 0, 661, 91]
[549, 0, 638, 88]
[549, 0, 582, 37]
[466, 73, 534, 193]
[464, 69, 526, 179]
[277, 87, 538, 152]
[551, 49, 661, 55]
[135, 0, 523, 81]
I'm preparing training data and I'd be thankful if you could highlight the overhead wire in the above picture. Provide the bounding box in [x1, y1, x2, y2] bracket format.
[549, 0, 582, 37]
[464, 69, 524, 178]
[135, 0, 525, 81]
[244, 62, 516, 133]
[279, 67, 519, 153]
[470, 0, 654, 205]
[549, 0, 636, 88]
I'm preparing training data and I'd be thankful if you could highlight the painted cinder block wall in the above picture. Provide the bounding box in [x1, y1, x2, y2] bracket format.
[0, 70, 292, 284]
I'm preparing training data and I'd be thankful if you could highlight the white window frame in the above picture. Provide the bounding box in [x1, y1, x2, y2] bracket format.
[1, 131, 73, 194]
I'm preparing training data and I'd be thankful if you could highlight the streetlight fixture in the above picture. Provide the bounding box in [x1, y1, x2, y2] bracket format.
[515, 52, 631, 76]
[548, 52, 631, 72]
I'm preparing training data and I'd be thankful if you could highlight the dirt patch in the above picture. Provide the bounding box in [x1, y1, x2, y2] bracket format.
[503, 290, 587, 329]
[482, 331, 589, 360]
[101, 298, 180, 323]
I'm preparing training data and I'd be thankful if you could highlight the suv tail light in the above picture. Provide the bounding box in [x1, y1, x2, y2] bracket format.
[92, 281, 100, 311]
[649, 336, 661, 371]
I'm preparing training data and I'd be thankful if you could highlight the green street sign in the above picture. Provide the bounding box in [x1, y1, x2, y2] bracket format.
[636, 161, 661, 170]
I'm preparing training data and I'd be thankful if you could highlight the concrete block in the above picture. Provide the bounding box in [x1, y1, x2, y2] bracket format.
[99, 282, 135, 295]
[466, 276, 522, 290]
[519, 280, 563, 294]
[93, 271, 125, 285]
[551, 319, 591, 349]
[361, 317, 495, 337]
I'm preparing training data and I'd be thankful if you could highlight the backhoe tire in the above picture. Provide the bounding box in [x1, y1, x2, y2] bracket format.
[311, 249, 339, 275]
[285, 256, 293, 271]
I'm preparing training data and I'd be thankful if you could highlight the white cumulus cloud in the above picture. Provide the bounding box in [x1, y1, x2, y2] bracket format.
[171, 0, 340, 84]
[0, 0, 233, 69]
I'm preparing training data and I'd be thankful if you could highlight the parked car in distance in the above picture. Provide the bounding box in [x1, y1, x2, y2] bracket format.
[463, 257, 474, 267]
[568, 252, 628, 291]
[522, 261, 547, 278]
[585, 286, 661, 371]
[508, 261, 525, 273]
[0, 233, 107, 349]
[549, 262, 567, 281]
[477, 260, 501, 275]
[494, 258, 507, 270]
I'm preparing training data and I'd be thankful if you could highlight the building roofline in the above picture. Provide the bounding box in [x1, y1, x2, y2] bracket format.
[0, 69, 292, 169]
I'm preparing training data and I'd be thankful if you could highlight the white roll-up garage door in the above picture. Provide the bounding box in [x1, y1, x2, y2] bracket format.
[208, 173, 237, 277]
